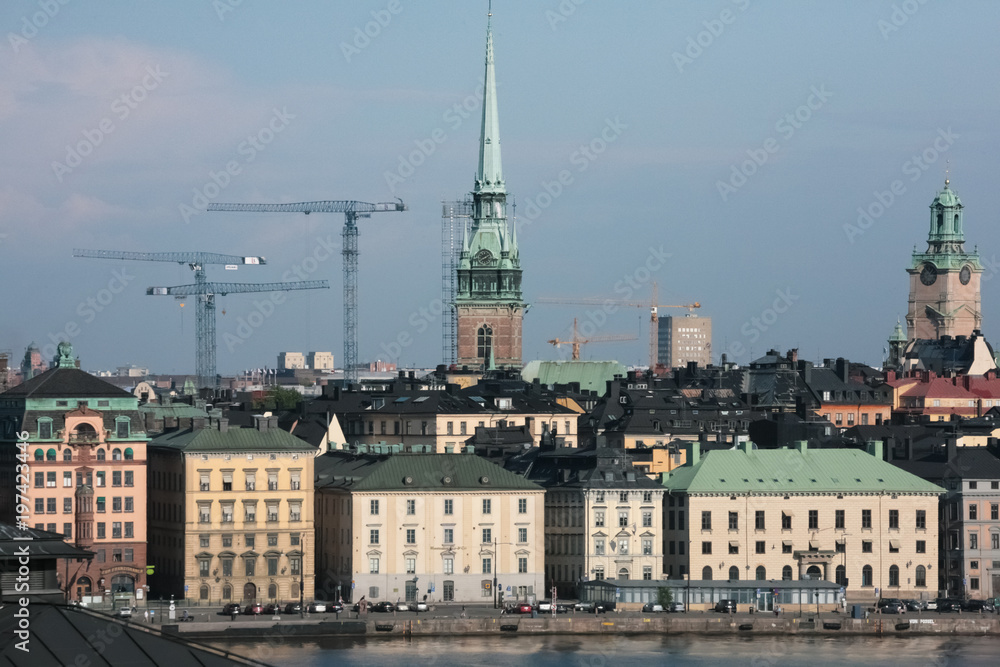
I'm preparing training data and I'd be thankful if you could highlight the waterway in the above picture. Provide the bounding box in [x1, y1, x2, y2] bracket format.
[207, 634, 1000, 666]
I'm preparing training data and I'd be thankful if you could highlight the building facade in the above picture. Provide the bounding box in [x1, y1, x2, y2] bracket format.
[907, 180, 983, 341]
[315, 452, 544, 604]
[278, 353, 306, 370]
[0, 343, 149, 601]
[147, 413, 315, 604]
[658, 316, 712, 369]
[455, 15, 525, 369]
[662, 442, 943, 602]
[307, 352, 335, 370]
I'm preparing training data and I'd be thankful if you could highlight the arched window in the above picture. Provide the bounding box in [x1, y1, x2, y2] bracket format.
[477, 325, 493, 363]
[124, 447, 134, 460]
[46, 448, 56, 461]
[889, 565, 899, 587]
[112, 448, 122, 461]
[915, 565, 926, 588]
[862, 565, 873, 587]
[268, 583, 277, 599]
[97, 448, 106, 461]
[756, 566, 766, 581]
[806, 565, 822, 580]
[63, 449, 72, 461]
[728, 566, 739, 581]
[34, 449, 43, 461]
[618, 568, 629, 581]
[836, 565, 846, 586]
[222, 584, 232, 600]
[702, 566, 713, 581]
[200, 585, 210, 601]
[782, 565, 793, 581]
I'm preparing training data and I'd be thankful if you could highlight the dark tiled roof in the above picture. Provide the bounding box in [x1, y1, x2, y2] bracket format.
[0, 523, 93, 559]
[315, 452, 542, 491]
[2, 368, 133, 398]
[151, 425, 317, 453]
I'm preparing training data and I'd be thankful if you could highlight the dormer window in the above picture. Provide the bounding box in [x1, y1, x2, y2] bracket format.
[115, 418, 130, 439]
[38, 419, 52, 440]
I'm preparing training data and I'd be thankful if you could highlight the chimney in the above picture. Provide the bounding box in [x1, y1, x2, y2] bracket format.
[946, 436, 958, 462]
[835, 358, 849, 383]
[796, 440, 808, 454]
[865, 439, 883, 460]
[218, 417, 229, 434]
[787, 348, 798, 363]
[254, 414, 268, 431]
[686, 442, 701, 467]
[267, 415, 279, 430]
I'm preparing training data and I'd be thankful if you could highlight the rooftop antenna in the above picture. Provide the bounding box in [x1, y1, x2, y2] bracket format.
[945, 159, 950, 186]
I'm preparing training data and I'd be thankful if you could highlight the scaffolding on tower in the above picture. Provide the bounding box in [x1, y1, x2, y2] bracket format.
[441, 197, 474, 366]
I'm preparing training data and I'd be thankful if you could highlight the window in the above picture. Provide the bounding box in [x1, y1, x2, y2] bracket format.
[95, 471, 105, 487]
[244, 501, 256, 522]
[63, 498, 72, 514]
[969, 504, 978, 520]
[268, 471, 278, 491]
[971, 577, 980, 590]
[46, 472, 56, 487]
[289, 501, 301, 522]
[702, 511, 712, 531]
[836, 541, 845, 553]
[368, 557, 380, 574]
[729, 512, 738, 530]
[199, 504, 210, 523]
[619, 511, 629, 528]
[913, 565, 925, 588]
[482, 558, 492, 574]
[596, 491, 605, 503]
[781, 513, 791, 530]
[916, 509, 926, 530]
[728, 566, 739, 581]
[34, 472, 43, 488]
[889, 541, 899, 554]
[289, 557, 301, 576]
[992, 504, 999, 521]
[970, 533, 978, 550]
[518, 557, 528, 574]
[222, 558, 233, 577]
[888, 565, 899, 587]
[406, 529, 416, 544]
[862, 565, 873, 587]
[62, 471, 72, 487]
[443, 558, 454, 575]
[702, 541, 712, 555]
[993, 534, 1000, 550]
[518, 498, 527, 514]
[835, 509, 845, 530]
[862, 540, 872, 553]
[96, 523, 105, 539]
[619, 491, 629, 503]
[112, 522, 122, 539]
[112, 471, 121, 487]
[756, 541, 766, 554]
[755, 511, 765, 530]
[406, 558, 416, 574]
[407, 499, 415, 515]
[96, 497, 105, 513]
[518, 527, 527, 543]
[444, 499, 453, 515]
[889, 509, 899, 529]
[112, 497, 122, 513]
[729, 542, 739, 555]
[370, 499, 379, 515]
[222, 502, 234, 523]
[642, 510, 652, 528]
[595, 511, 605, 527]
[112, 449, 121, 461]
[916, 540, 926, 553]
[267, 503, 278, 521]
[483, 499, 491, 514]
[782, 542, 792, 554]
[862, 509, 872, 529]
[46, 498, 57, 514]
[809, 510, 818, 530]
[482, 528, 492, 544]
[595, 538, 605, 555]
[642, 538, 652, 555]
[444, 528, 454, 543]
[370, 529, 379, 545]
[200, 534, 210, 548]
[34, 498, 43, 514]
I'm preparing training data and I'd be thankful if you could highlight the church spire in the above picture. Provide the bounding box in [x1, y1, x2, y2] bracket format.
[475, 6, 504, 195]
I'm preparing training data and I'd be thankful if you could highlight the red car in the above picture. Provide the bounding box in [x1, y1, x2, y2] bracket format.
[516, 603, 534, 614]
[244, 603, 263, 615]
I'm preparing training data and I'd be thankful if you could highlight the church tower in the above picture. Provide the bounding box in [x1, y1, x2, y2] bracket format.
[906, 180, 983, 341]
[455, 11, 525, 369]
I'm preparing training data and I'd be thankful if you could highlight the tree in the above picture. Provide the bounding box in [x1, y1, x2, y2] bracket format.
[657, 587, 673, 607]
[253, 386, 302, 411]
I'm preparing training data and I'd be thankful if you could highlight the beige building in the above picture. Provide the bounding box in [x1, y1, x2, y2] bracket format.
[148, 413, 316, 604]
[663, 442, 944, 603]
[278, 352, 306, 370]
[658, 315, 712, 369]
[315, 451, 545, 604]
[307, 352, 335, 370]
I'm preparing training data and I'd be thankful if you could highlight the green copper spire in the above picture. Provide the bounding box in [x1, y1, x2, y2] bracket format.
[475, 10, 504, 195]
[911, 179, 980, 271]
[890, 319, 906, 343]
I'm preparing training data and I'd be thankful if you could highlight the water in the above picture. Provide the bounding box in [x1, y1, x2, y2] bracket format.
[207, 634, 1000, 666]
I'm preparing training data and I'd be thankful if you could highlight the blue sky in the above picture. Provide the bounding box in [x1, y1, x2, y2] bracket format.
[3, 0, 1000, 375]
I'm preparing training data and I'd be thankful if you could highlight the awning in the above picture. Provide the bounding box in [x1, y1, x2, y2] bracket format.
[782, 540, 792, 546]
[809, 540, 820, 549]
[889, 539, 901, 549]
[729, 541, 740, 548]
[782, 510, 794, 517]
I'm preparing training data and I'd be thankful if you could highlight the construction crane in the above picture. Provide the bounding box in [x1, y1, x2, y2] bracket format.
[73, 249, 327, 389]
[547, 318, 637, 360]
[536, 282, 700, 369]
[207, 199, 407, 384]
[147, 279, 328, 389]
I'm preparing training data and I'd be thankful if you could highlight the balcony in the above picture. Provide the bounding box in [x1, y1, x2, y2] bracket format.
[68, 433, 99, 444]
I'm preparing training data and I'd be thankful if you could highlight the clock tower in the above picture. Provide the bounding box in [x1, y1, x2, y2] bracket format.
[455, 11, 525, 369]
[906, 180, 983, 341]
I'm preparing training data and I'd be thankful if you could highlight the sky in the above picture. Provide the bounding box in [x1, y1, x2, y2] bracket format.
[3, 0, 1000, 376]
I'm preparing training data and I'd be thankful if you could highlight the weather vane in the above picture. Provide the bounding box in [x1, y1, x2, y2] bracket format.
[945, 159, 950, 186]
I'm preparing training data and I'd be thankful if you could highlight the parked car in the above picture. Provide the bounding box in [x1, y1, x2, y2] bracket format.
[537, 600, 553, 612]
[244, 603, 263, 615]
[283, 603, 302, 614]
[667, 601, 686, 613]
[574, 602, 594, 612]
[326, 601, 344, 614]
[924, 600, 938, 611]
[307, 601, 327, 613]
[963, 599, 995, 613]
[905, 600, 925, 612]
[642, 603, 665, 613]
[371, 602, 396, 613]
[260, 604, 278, 615]
[595, 601, 616, 614]
[116, 607, 133, 619]
[935, 598, 962, 613]
[414, 601, 429, 612]
[714, 599, 738, 613]
[222, 603, 242, 615]
[877, 598, 904, 614]
[515, 603, 534, 614]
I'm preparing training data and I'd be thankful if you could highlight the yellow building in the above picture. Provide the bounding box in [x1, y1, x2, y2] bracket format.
[663, 442, 944, 605]
[148, 413, 316, 605]
[315, 451, 545, 604]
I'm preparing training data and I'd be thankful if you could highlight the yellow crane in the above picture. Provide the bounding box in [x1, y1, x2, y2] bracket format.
[547, 318, 637, 360]
[537, 282, 700, 369]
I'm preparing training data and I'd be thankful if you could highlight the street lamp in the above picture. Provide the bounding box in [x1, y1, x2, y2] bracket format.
[299, 579, 304, 618]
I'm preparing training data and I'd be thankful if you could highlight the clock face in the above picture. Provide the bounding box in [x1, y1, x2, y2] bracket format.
[920, 264, 937, 286]
[960, 266, 972, 285]
[475, 249, 494, 264]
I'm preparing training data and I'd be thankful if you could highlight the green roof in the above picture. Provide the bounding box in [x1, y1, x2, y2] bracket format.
[139, 404, 209, 419]
[317, 453, 542, 492]
[151, 426, 316, 453]
[663, 445, 945, 495]
[521, 360, 626, 394]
